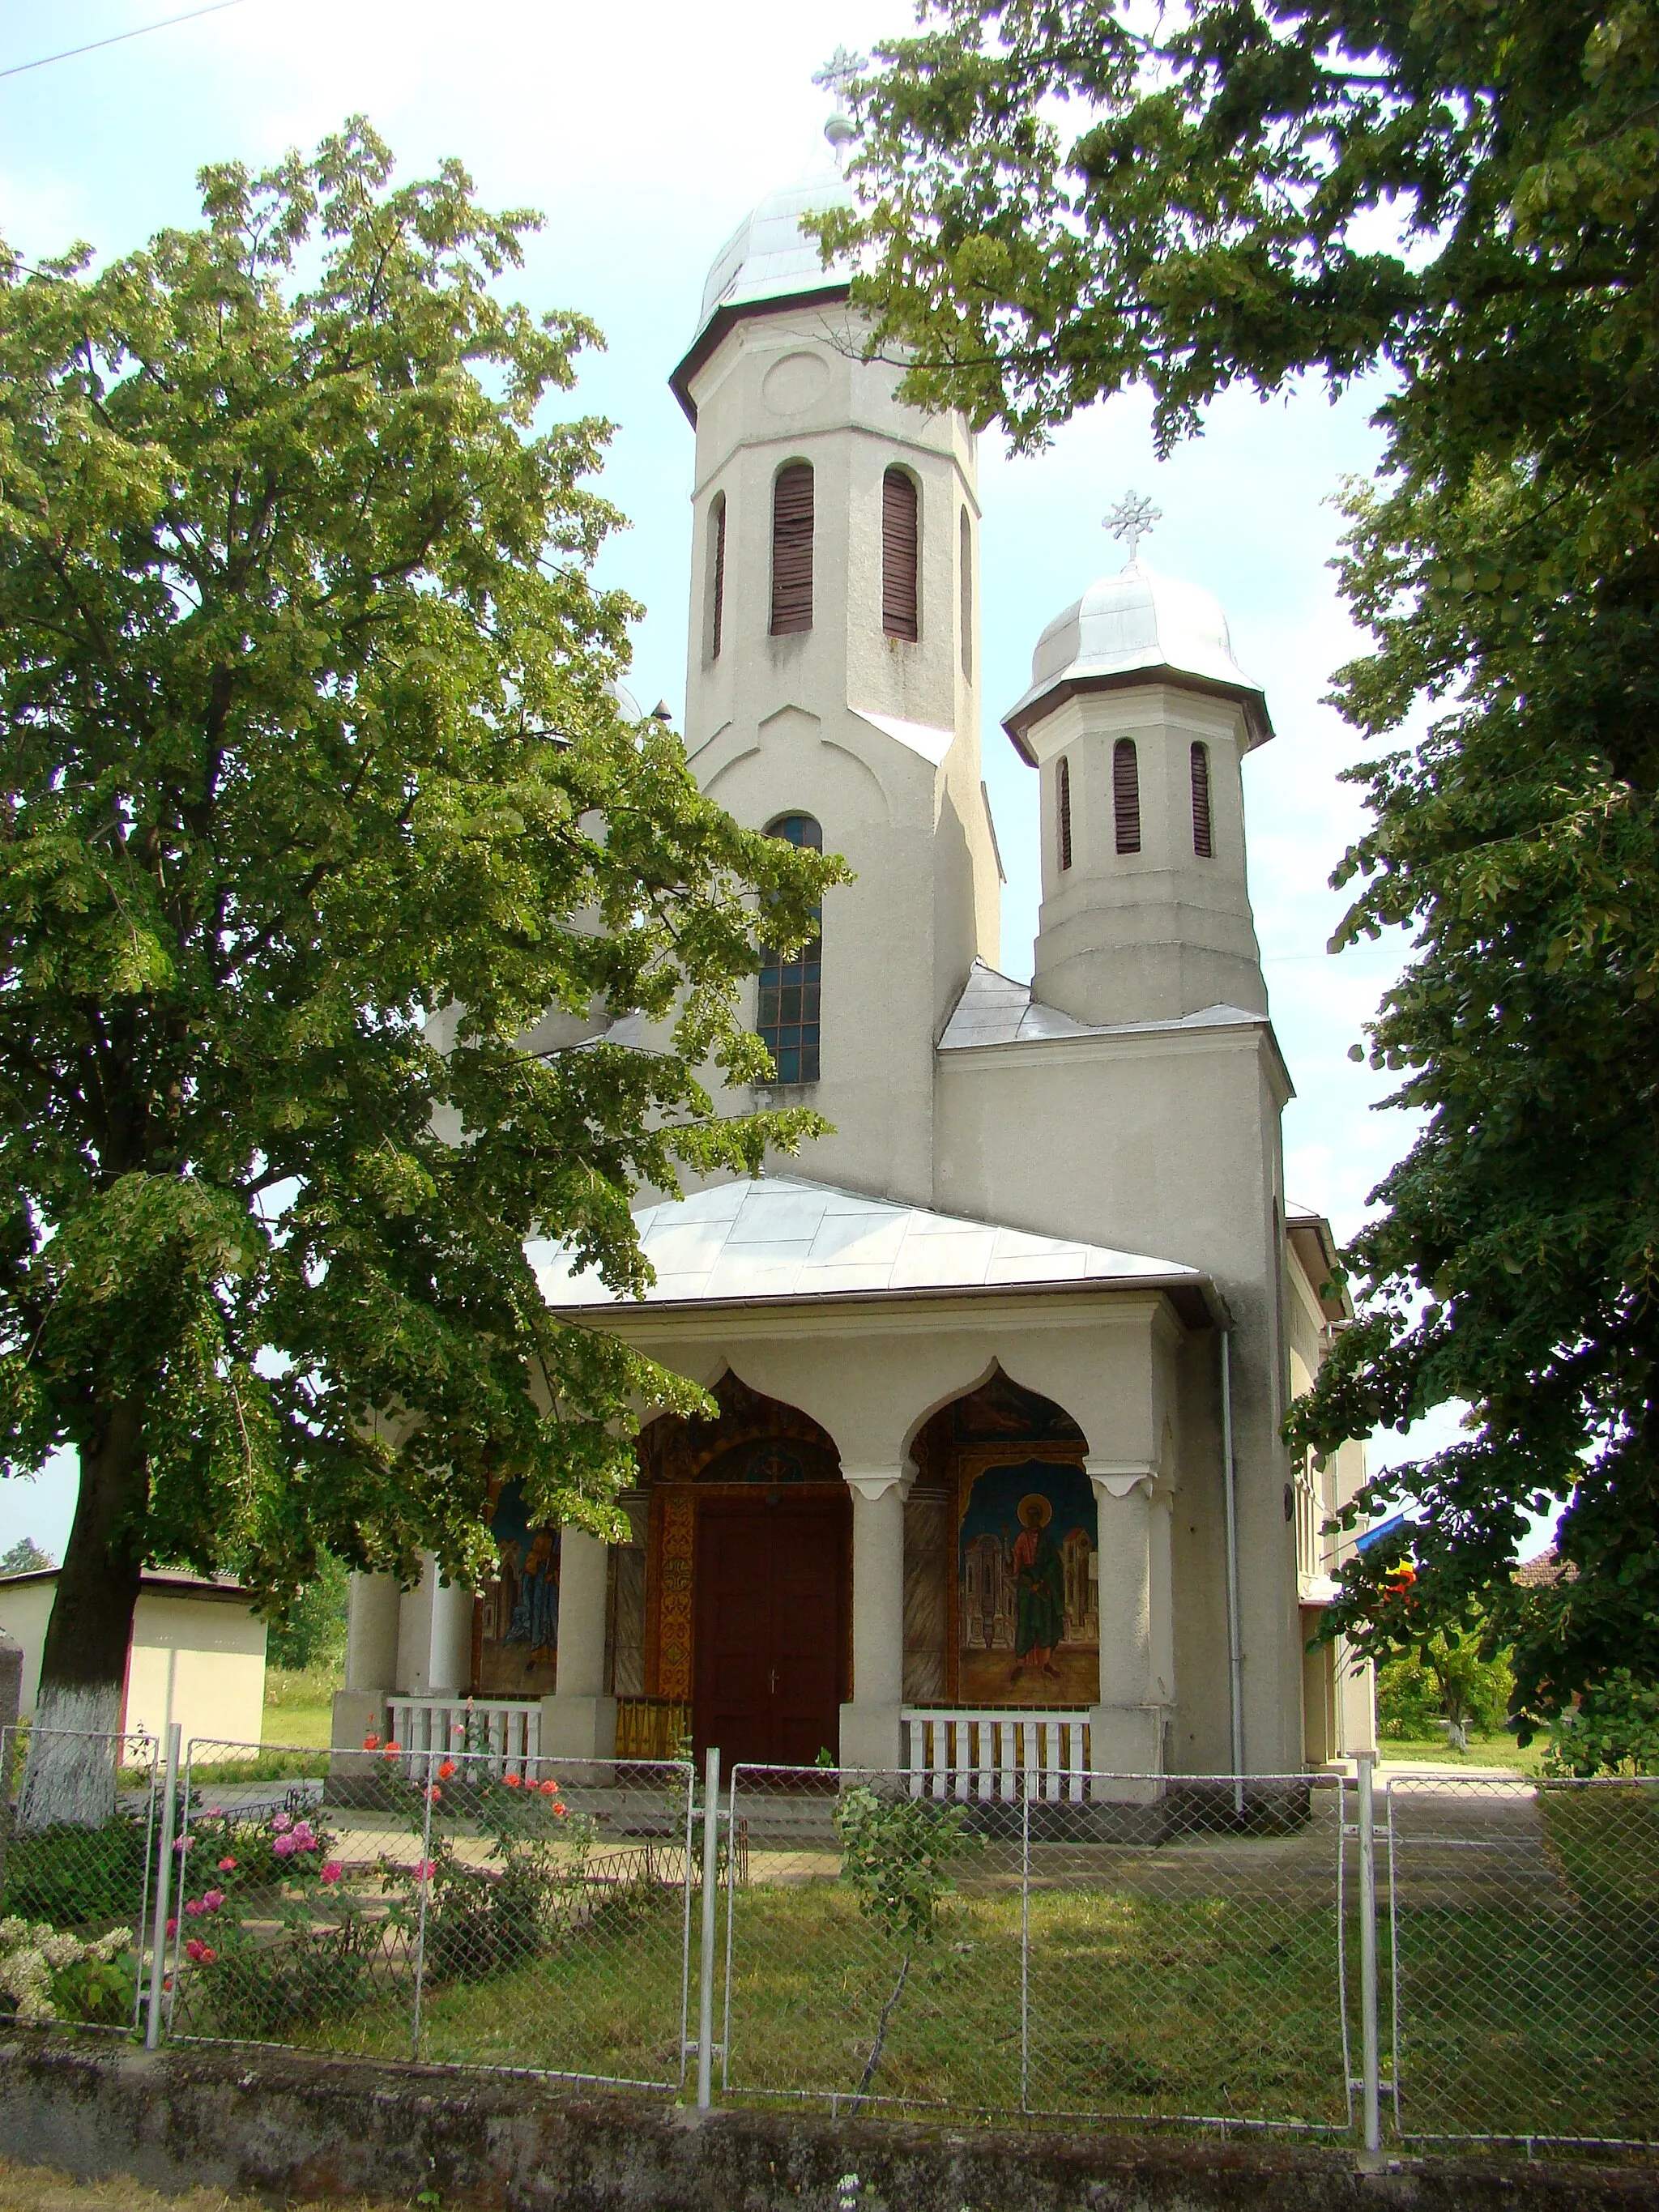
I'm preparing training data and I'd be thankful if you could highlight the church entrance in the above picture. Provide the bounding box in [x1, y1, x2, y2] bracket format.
[693, 1496, 847, 1769]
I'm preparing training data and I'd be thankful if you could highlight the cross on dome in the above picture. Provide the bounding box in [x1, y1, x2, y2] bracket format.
[813, 45, 868, 160]
[812, 45, 867, 106]
[1105, 488, 1162, 565]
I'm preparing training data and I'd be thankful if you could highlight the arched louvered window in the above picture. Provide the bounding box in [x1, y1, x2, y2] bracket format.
[770, 462, 814, 635]
[959, 507, 973, 679]
[1057, 756, 1073, 872]
[1113, 738, 1141, 855]
[881, 467, 919, 640]
[1190, 741, 1213, 858]
[709, 493, 727, 661]
[757, 812, 823, 1084]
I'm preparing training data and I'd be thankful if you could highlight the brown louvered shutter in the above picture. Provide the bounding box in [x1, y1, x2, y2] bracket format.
[1113, 738, 1141, 854]
[770, 462, 814, 634]
[1057, 755, 1073, 871]
[1191, 741, 1213, 857]
[882, 468, 919, 640]
[710, 495, 726, 660]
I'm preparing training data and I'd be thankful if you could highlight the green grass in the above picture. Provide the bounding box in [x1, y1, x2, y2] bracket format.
[167, 1792, 1659, 2146]
[1379, 1731, 1546, 1773]
[309, 1871, 1350, 2125]
[261, 1664, 339, 1750]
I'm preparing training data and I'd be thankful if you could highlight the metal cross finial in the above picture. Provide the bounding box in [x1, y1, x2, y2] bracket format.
[812, 45, 868, 109]
[1105, 488, 1162, 565]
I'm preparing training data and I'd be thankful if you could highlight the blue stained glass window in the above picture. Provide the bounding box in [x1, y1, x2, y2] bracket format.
[757, 812, 822, 1085]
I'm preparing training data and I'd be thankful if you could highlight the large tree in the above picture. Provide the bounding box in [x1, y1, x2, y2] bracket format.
[821, 0, 1659, 1737]
[0, 122, 838, 1821]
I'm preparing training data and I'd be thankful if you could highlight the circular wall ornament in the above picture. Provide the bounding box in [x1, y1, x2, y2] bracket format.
[762, 350, 830, 416]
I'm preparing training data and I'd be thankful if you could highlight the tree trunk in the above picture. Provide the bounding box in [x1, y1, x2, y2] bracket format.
[19, 1403, 147, 1831]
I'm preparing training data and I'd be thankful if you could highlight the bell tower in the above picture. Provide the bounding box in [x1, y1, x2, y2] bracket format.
[668, 77, 1000, 1204]
[1004, 498, 1272, 1029]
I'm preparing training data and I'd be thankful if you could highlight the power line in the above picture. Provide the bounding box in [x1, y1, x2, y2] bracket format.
[0, 0, 254, 83]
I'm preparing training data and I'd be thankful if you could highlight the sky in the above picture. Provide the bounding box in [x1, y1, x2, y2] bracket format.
[0, 0, 1479, 1561]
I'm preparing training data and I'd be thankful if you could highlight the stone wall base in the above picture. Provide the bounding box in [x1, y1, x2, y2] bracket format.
[0, 2035, 1651, 2212]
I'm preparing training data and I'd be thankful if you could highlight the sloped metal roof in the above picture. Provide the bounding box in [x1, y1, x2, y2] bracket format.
[530, 1174, 1200, 1311]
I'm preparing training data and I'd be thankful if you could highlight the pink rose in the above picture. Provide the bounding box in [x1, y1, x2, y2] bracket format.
[217, 1857, 237, 1873]
[272, 1831, 299, 1858]
[412, 1859, 437, 1883]
[165, 1917, 177, 1938]
[271, 1812, 292, 1834]
[319, 1861, 343, 1885]
[184, 1938, 214, 1963]
[183, 1899, 205, 1918]
[292, 1823, 316, 1848]
[203, 1889, 224, 1911]
[173, 1835, 193, 1854]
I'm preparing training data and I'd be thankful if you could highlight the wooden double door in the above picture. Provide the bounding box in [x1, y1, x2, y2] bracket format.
[692, 1495, 848, 1770]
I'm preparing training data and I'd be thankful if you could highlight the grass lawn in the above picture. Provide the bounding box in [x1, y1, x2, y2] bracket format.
[1379, 1731, 1546, 1774]
[258, 1799, 1659, 2143]
[262, 1664, 340, 1750]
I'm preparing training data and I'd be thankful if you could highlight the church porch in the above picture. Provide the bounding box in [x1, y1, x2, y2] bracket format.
[339, 1245, 1222, 1793]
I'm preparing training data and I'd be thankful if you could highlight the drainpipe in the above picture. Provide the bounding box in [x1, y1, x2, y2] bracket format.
[1221, 1326, 1246, 1816]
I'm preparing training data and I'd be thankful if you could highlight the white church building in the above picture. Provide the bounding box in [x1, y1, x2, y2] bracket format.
[335, 118, 1375, 1792]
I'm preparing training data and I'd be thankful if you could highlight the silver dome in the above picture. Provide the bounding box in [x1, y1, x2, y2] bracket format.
[671, 169, 853, 422]
[1002, 560, 1273, 756]
[693, 171, 852, 343]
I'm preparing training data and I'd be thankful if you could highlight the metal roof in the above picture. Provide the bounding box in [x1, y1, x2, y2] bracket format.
[531, 1174, 1201, 1311]
[669, 170, 854, 425]
[937, 959, 1273, 1052]
[1002, 559, 1273, 757]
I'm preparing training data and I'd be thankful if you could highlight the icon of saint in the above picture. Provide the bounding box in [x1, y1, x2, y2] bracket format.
[1009, 1494, 1065, 1686]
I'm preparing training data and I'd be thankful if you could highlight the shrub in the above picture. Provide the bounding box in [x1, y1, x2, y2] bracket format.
[0, 1916, 131, 2024]
[1546, 1671, 1659, 1776]
[2, 1813, 149, 1929]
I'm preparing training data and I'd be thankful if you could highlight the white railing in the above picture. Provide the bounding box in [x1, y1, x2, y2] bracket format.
[902, 1707, 1090, 1802]
[385, 1696, 540, 1780]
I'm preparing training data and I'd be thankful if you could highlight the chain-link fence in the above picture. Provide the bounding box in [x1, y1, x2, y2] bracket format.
[164, 1736, 699, 2091]
[2, 1735, 1657, 2153]
[1386, 1772, 1659, 2150]
[0, 1725, 159, 2035]
[720, 1763, 1354, 2132]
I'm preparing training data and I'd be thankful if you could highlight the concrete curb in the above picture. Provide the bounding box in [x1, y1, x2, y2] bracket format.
[0, 2035, 1653, 2210]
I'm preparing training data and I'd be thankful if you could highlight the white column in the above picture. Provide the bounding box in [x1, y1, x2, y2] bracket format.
[539, 1528, 616, 1761]
[1088, 1462, 1166, 1776]
[429, 1573, 474, 1696]
[331, 1571, 402, 1756]
[839, 1470, 907, 1773]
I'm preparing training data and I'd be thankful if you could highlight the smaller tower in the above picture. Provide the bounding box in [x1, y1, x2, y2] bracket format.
[1004, 510, 1273, 1029]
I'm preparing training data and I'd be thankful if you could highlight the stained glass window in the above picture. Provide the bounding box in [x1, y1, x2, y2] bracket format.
[757, 812, 822, 1085]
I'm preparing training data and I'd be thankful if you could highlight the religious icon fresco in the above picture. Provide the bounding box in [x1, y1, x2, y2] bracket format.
[474, 1477, 562, 1696]
[956, 1455, 1098, 1706]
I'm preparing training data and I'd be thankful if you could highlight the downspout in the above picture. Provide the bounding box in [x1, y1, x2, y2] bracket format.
[1221, 1325, 1245, 1815]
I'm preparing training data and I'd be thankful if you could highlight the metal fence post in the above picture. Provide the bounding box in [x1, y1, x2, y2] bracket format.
[145, 1721, 181, 2050]
[410, 1747, 437, 2063]
[1019, 1779, 1031, 2112]
[696, 1745, 720, 2111]
[1357, 1750, 1380, 2152]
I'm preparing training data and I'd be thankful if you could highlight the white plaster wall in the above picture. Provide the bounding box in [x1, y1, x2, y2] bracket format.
[935, 1022, 1304, 1771]
[1025, 684, 1267, 1028]
[0, 1583, 53, 1718]
[125, 1594, 267, 1751]
[0, 1583, 267, 1749]
[680, 305, 1000, 1203]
